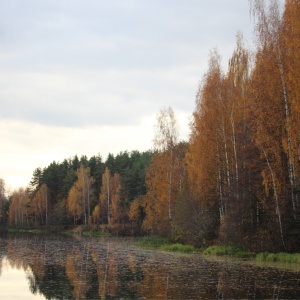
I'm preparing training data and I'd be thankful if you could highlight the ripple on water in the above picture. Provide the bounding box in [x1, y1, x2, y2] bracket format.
[0, 235, 299, 299]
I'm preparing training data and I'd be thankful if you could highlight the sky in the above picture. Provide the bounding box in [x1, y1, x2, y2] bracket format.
[0, 0, 256, 192]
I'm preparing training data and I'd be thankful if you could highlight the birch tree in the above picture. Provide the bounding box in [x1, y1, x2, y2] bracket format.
[30, 183, 49, 226]
[67, 164, 95, 225]
[9, 188, 30, 228]
[99, 167, 111, 224]
[282, 0, 300, 209]
[250, 0, 298, 217]
[153, 106, 179, 224]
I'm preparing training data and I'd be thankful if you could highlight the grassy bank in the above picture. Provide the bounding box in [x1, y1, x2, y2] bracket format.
[137, 241, 300, 264]
[203, 245, 300, 264]
[255, 252, 300, 263]
[8, 228, 47, 234]
[202, 245, 255, 258]
[134, 236, 198, 253]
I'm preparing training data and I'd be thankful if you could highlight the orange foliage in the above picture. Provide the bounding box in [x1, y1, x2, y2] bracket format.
[29, 183, 49, 226]
[9, 188, 30, 228]
[67, 164, 95, 225]
[142, 144, 186, 236]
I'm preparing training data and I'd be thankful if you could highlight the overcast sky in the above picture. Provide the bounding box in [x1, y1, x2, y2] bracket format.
[0, 0, 256, 191]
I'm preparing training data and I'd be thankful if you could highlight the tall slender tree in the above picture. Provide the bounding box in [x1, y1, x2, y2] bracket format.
[30, 183, 49, 226]
[153, 106, 179, 224]
[9, 188, 30, 228]
[250, 0, 298, 218]
[67, 164, 95, 225]
[99, 167, 111, 224]
[282, 0, 300, 209]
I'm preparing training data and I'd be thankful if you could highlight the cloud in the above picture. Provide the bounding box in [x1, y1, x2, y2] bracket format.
[0, 63, 199, 127]
[0, 0, 256, 190]
[0, 118, 149, 189]
[0, 108, 190, 190]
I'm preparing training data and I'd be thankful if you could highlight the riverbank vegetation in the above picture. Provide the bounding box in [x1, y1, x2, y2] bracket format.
[134, 236, 198, 253]
[203, 245, 300, 264]
[0, 0, 299, 254]
[255, 252, 300, 263]
[134, 238, 300, 263]
[203, 246, 255, 259]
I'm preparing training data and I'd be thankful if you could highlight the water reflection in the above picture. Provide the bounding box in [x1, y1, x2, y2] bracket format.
[0, 257, 45, 299]
[0, 234, 299, 299]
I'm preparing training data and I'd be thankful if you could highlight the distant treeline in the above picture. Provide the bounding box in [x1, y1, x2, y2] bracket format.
[4, 151, 153, 233]
[1, 0, 300, 252]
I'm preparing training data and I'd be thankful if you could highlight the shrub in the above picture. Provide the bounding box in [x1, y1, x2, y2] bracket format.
[203, 245, 254, 258]
[134, 236, 198, 253]
[256, 252, 300, 263]
[161, 243, 198, 253]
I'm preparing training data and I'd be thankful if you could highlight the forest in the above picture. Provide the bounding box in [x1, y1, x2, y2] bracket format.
[0, 0, 299, 252]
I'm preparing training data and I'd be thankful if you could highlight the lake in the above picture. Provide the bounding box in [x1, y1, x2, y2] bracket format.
[0, 234, 299, 299]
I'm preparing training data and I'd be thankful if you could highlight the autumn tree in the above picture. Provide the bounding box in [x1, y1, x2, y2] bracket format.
[67, 164, 95, 225]
[142, 144, 187, 236]
[129, 196, 145, 234]
[91, 204, 100, 226]
[141, 108, 188, 237]
[67, 184, 82, 225]
[281, 0, 300, 211]
[142, 152, 172, 235]
[250, 0, 299, 220]
[153, 106, 179, 224]
[29, 183, 49, 226]
[9, 188, 30, 228]
[99, 167, 111, 224]
[246, 0, 300, 250]
[216, 34, 256, 246]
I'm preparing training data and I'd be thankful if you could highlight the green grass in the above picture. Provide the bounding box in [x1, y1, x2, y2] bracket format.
[134, 236, 198, 253]
[202, 245, 255, 258]
[203, 246, 300, 264]
[255, 252, 300, 263]
[161, 243, 198, 253]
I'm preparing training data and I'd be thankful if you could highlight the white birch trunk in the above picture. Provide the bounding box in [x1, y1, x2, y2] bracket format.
[216, 141, 225, 216]
[107, 176, 110, 225]
[221, 117, 231, 191]
[168, 148, 173, 222]
[230, 115, 239, 198]
[261, 146, 286, 250]
[276, 48, 296, 218]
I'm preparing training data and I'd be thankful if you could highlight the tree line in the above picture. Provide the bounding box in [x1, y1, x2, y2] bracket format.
[3, 151, 152, 233]
[1, 0, 299, 252]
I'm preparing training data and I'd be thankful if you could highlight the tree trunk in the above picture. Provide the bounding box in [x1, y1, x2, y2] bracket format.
[261, 145, 286, 251]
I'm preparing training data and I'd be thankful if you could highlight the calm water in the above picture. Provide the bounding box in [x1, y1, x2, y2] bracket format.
[0, 234, 299, 299]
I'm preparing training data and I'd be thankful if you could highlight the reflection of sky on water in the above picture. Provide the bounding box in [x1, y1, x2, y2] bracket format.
[0, 235, 299, 299]
[0, 257, 45, 300]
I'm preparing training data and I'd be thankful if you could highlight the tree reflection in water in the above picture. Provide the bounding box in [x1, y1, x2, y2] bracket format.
[0, 234, 299, 299]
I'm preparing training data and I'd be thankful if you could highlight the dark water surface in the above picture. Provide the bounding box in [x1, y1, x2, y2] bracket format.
[0, 234, 299, 299]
